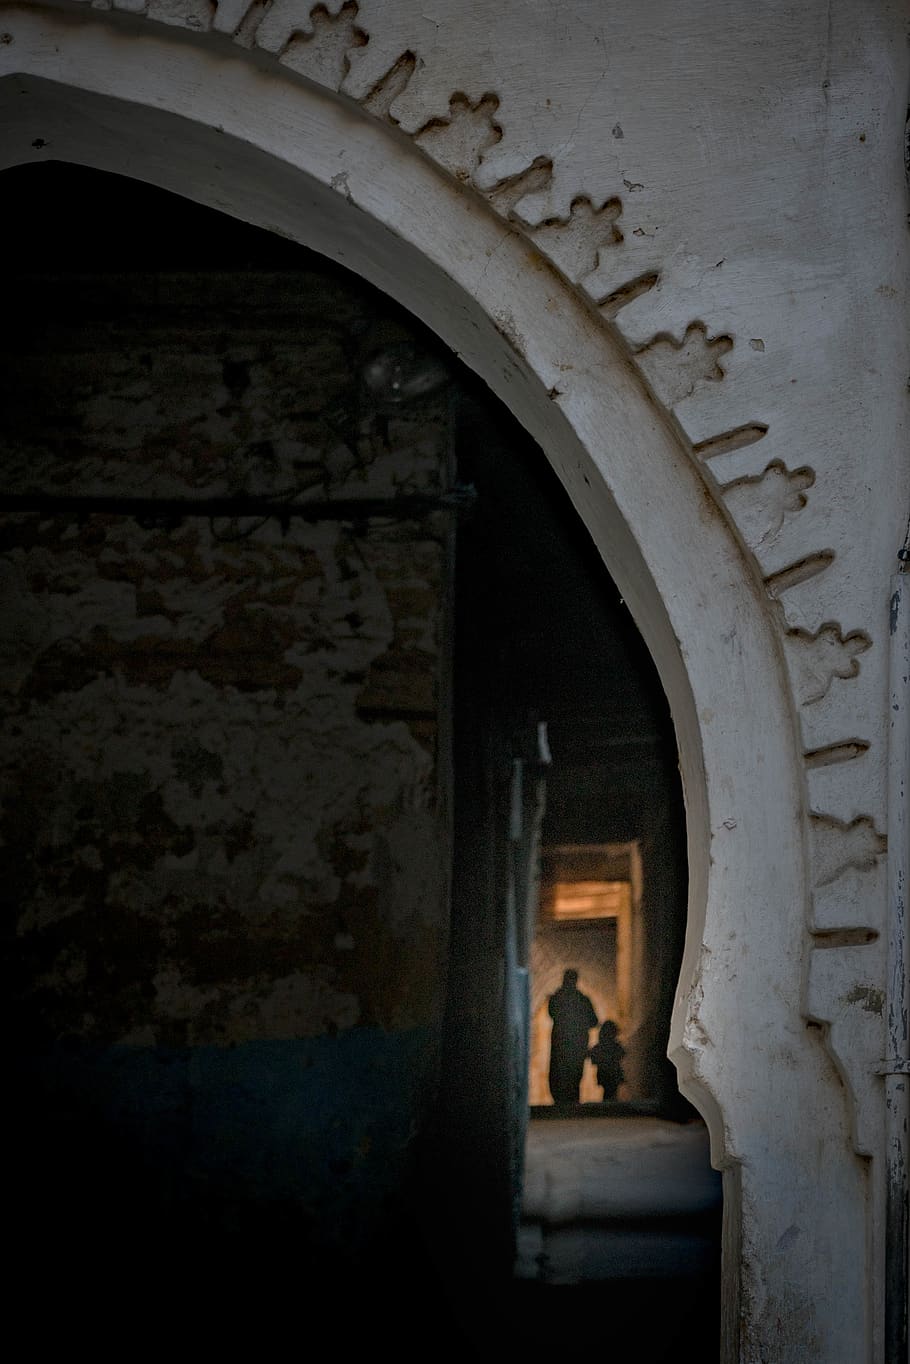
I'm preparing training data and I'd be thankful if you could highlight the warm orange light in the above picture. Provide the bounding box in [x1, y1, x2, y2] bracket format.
[551, 879, 631, 920]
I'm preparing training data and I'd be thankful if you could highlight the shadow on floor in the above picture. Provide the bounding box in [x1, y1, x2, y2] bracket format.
[506, 1274, 721, 1359]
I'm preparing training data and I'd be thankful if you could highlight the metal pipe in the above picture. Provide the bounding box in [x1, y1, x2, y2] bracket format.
[883, 547, 909, 1362]
[0, 486, 478, 524]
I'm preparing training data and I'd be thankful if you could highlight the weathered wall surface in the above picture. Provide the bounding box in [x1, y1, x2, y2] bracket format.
[1, 262, 455, 1262]
[0, 1, 908, 1358]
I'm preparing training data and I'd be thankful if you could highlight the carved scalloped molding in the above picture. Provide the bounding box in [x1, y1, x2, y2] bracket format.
[30, 0, 889, 1148]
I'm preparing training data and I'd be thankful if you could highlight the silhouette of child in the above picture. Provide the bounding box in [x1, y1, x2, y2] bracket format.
[589, 1019, 625, 1101]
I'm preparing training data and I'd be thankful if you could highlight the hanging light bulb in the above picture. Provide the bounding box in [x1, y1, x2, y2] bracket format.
[360, 341, 450, 412]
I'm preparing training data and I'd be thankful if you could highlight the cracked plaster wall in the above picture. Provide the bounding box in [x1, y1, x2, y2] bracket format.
[2, 261, 455, 1257]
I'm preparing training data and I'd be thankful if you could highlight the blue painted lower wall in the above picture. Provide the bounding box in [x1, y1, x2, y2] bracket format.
[12, 1026, 440, 1269]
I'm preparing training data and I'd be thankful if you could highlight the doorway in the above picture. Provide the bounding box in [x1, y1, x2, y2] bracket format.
[445, 362, 723, 1354]
[1, 158, 721, 1355]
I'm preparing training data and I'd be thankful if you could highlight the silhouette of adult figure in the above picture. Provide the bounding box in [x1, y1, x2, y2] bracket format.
[589, 1018, 625, 1102]
[547, 968, 598, 1104]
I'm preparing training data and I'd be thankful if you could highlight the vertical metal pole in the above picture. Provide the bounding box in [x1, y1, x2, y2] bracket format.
[884, 563, 909, 1362]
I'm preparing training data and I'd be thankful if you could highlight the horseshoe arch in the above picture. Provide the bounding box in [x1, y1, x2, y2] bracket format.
[0, 5, 876, 1359]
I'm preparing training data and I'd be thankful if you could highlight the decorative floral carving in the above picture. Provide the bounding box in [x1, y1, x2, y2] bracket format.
[414, 93, 502, 183]
[279, 2, 367, 87]
[633, 322, 733, 409]
[784, 624, 872, 706]
[526, 194, 623, 283]
[810, 814, 887, 888]
[720, 461, 814, 550]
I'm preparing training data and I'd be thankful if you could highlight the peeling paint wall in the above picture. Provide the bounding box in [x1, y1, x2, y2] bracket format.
[2, 256, 456, 1264]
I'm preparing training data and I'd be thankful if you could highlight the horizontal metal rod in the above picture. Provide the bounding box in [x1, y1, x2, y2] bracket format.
[0, 486, 478, 523]
[877, 1059, 910, 1076]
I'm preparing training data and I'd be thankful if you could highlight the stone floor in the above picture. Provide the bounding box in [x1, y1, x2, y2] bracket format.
[10, 1107, 723, 1359]
[517, 1109, 723, 1280]
[504, 1109, 724, 1359]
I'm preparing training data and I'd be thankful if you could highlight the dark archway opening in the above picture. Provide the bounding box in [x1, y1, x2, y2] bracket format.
[442, 336, 722, 1356]
[1, 161, 720, 1356]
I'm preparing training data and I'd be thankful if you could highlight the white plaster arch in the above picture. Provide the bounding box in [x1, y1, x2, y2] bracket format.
[0, 7, 874, 1359]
